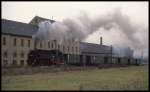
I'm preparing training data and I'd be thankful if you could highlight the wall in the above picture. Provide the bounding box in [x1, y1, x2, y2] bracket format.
[2, 34, 34, 67]
[2, 34, 80, 67]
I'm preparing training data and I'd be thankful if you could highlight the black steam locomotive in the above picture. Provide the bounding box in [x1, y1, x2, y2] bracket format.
[27, 49, 64, 66]
[27, 49, 142, 67]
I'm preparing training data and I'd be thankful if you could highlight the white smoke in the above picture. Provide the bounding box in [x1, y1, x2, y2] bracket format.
[33, 8, 148, 59]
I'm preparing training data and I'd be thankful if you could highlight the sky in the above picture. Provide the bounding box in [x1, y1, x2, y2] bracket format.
[2, 2, 148, 25]
[2, 1, 149, 58]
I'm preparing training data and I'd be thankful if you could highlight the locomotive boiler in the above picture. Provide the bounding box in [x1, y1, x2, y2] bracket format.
[27, 49, 64, 66]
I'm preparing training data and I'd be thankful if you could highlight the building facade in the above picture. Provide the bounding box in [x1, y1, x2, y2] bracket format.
[3, 16, 136, 67]
[2, 16, 80, 67]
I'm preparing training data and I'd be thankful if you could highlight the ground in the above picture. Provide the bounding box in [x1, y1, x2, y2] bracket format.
[2, 65, 148, 90]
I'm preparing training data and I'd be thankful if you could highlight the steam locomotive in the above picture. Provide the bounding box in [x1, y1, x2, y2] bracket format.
[27, 49, 142, 67]
[27, 49, 64, 66]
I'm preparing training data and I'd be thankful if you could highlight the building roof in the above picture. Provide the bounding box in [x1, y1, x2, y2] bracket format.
[2, 19, 38, 37]
[29, 16, 55, 26]
[2, 16, 56, 37]
[80, 42, 112, 54]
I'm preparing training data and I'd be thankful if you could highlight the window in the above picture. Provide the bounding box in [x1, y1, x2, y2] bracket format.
[12, 60, 17, 65]
[28, 40, 30, 47]
[72, 47, 74, 52]
[63, 46, 65, 52]
[93, 56, 96, 61]
[4, 51, 7, 58]
[21, 39, 24, 47]
[53, 40, 56, 49]
[3, 37, 6, 45]
[13, 52, 17, 58]
[20, 60, 24, 66]
[128, 59, 130, 64]
[21, 52, 24, 58]
[58, 45, 60, 50]
[51, 43, 53, 48]
[118, 58, 121, 64]
[40, 42, 42, 48]
[48, 41, 50, 48]
[3, 60, 8, 66]
[14, 38, 17, 46]
[68, 46, 69, 52]
[76, 47, 78, 53]
[104, 57, 108, 64]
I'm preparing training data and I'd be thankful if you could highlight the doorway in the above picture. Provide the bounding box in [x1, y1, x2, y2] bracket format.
[86, 56, 91, 65]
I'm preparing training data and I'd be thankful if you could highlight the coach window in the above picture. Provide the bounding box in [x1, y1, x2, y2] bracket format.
[21, 39, 24, 47]
[14, 38, 17, 46]
[3, 37, 6, 45]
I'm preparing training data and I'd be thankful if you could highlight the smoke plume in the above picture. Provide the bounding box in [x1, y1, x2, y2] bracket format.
[33, 8, 148, 58]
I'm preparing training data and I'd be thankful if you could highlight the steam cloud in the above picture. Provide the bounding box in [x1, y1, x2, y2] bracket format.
[33, 8, 148, 58]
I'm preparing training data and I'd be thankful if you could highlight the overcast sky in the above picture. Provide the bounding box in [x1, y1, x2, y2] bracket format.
[2, 1, 149, 58]
[2, 2, 148, 25]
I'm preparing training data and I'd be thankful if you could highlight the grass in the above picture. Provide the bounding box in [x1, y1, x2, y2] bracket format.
[2, 65, 148, 90]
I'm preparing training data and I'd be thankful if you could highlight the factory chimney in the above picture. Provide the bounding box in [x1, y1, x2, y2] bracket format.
[100, 37, 103, 45]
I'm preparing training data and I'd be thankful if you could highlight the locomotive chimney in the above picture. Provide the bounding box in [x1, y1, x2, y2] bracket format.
[100, 37, 103, 45]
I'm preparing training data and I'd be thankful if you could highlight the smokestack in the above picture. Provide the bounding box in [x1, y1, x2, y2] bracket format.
[100, 37, 103, 45]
